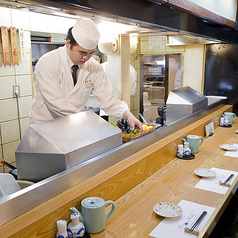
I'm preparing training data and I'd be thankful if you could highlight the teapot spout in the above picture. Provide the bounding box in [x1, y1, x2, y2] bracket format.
[70, 207, 84, 223]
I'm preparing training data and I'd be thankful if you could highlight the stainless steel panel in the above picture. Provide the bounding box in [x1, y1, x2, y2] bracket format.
[15, 111, 122, 182]
[166, 86, 208, 123]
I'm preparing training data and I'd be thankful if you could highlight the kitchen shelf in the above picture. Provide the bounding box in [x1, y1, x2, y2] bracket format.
[31, 41, 65, 45]
[141, 54, 167, 113]
[144, 74, 165, 77]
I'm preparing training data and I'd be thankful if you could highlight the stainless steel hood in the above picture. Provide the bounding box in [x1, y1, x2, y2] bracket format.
[167, 34, 219, 46]
[166, 86, 208, 123]
[0, 0, 236, 43]
[15, 111, 122, 182]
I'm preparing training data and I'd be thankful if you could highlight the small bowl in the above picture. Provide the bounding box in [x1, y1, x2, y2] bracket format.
[17, 180, 34, 189]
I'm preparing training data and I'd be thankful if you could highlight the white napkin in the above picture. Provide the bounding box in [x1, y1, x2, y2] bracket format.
[194, 167, 238, 194]
[149, 200, 215, 238]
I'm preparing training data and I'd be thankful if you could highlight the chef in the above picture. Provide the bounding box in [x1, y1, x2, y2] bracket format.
[29, 17, 142, 132]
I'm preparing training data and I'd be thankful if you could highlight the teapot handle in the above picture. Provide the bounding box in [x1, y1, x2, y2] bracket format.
[70, 207, 84, 223]
[104, 200, 115, 222]
[182, 138, 187, 143]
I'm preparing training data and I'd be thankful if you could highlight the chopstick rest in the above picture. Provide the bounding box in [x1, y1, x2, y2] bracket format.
[184, 211, 207, 236]
[219, 174, 234, 187]
[184, 226, 200, 236]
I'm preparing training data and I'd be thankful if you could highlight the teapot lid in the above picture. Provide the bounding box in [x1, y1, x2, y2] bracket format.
[82, 197, 104, 208]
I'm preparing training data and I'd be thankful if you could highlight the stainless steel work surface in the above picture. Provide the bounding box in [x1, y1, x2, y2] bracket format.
[15, 111, 122, 182]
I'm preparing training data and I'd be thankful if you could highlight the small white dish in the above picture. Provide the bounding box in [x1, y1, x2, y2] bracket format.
[153, 202, 182, 218]
[220, 144, 237, 151]
[194, 168, 216, 178]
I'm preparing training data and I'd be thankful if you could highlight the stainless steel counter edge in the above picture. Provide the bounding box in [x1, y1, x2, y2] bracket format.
[0, 101, 226, 226]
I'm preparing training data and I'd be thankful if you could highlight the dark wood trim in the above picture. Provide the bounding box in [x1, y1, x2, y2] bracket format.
[153, 0, 236, 29]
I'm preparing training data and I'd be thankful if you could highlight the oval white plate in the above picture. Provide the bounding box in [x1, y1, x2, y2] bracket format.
[194, 168, 216, 177]
[153, 202, 182, 218]
[220, 144, 237, 151]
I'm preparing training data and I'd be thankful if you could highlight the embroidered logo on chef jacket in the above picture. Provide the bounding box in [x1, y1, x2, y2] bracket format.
[85, 79, 94, 89]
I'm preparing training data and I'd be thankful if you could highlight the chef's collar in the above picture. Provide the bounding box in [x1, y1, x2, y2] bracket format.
[68, 55, 80, 69]
[65, 45, 80, 69]
[70, 62, 80, 69]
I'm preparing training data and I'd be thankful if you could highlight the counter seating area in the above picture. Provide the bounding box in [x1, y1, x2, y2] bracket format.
[0, 104, 237, 237]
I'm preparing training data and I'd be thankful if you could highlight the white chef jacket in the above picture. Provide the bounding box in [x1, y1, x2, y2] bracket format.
[101, 62, 137, 96]
[29, 45, 129, 124]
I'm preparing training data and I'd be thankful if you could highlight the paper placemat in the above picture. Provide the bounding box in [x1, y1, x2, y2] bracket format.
[224, 144, 238, 158]
[194, 167, 238, 194]
[150, 200, 215, 238]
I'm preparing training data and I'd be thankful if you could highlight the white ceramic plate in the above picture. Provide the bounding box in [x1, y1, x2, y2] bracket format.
[220, 144, 237, 151]
[194, 168, 216, 178]
[153, 202, 182, 218]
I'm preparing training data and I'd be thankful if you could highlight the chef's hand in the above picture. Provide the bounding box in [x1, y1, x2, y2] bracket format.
[122, 110, 143, 132]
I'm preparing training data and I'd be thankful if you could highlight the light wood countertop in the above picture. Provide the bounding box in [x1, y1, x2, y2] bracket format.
[0, 105, 235, 238]
[91, 118, 238, 238]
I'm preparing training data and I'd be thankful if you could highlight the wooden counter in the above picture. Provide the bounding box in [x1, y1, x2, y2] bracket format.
[0, 104, 236, 237]
[91, 115, 238, 238]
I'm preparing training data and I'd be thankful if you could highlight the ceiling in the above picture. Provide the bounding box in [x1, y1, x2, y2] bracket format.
[0, 0, 223, 45]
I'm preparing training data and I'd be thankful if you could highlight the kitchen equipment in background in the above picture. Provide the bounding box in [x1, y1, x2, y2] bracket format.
[84, 106, 100, 115]
[15, 111, 122, 182]
[17, 180, 34, 189]
[1, 159, 18, 179]
[0, 173, 20, 198]
[166, 86, 208, 123]
[142, 54, 166, 106]
[143, 92, 151, 123]
[141, 54, 169, 123]
[30, 34, 66, 71]
[156, 106, 166, 126]
[139, 112, 148, 124]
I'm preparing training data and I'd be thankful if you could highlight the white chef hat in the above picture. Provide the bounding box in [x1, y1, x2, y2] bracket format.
[72, 17, 100, 50]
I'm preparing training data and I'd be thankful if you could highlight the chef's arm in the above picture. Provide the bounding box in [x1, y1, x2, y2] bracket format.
[122, 110, 143, 132]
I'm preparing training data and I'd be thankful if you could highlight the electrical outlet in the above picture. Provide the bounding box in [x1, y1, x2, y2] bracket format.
[13, 84, 20, 97]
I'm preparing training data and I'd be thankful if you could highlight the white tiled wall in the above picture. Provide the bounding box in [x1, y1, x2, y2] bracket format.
[0, 98, 19, 121]
[0, 76, 15, 99]
[0, 6, 76, 173]
[1, 120, 20, 143]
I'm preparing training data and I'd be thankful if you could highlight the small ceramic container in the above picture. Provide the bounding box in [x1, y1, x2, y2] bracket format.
[177, 144, 184, 158]
[183, 142, 191, 156]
